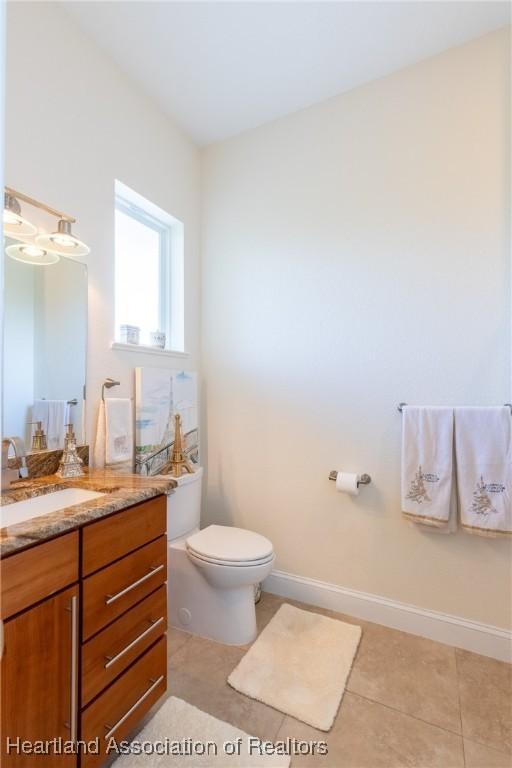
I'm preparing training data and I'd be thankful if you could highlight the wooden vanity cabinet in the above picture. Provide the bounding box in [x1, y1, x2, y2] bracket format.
[1, 586, 79, 767]
[81, 636, 167, 768]
[1, 532, 79, 619]
[79, 494, 167, 768]
[81, 585, 167, 707]
[0, 493, 168, 768]
[81, 495, 165, 576]
[82, 535, 167, 641]
[0, 533, 79, 767]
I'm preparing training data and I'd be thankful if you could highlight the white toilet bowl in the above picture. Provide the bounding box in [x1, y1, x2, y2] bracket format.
[163, 468, 275, 645]
[187, 551, 274, 587]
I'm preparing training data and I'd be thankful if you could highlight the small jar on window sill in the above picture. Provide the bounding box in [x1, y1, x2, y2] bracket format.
[149, 330, 166, 349]
[120, 324, 140, 345]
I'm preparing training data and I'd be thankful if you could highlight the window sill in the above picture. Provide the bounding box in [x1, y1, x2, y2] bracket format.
[111, 342, 189, 359]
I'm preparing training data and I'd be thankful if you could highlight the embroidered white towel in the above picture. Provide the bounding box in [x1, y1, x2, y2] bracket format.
[33, 399, 69, 450]
[93, 398, 133, 472]
[401, 406, 454, 527]
[454, 407, 511, 537]
[408, 481, 458, 534]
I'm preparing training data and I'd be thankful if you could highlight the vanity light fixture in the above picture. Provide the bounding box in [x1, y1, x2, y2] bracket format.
[36, 218, 90, 257]
[5, 243, 60, 266]
[3, 186, 91, 258]
[3, 192, 37, 237]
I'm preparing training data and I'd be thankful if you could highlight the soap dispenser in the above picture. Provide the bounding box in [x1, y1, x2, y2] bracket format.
[57, 424, 84, 478]
[28, 421, 48, 451]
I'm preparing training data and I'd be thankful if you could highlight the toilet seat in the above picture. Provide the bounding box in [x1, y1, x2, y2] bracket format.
[187, 549, 275, 568]
[186, 524, 273, 566]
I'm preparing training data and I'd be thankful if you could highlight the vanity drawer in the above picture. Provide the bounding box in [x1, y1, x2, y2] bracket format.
[81, 636, 167, 768]
[82, 536, 167, 640]
[82, 495, 166, 576]
[1, 532, 78, 619]
[82, 584, 167, 706]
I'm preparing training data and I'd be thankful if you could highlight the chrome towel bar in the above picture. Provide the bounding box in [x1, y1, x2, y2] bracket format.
[397, 402, 512, 413]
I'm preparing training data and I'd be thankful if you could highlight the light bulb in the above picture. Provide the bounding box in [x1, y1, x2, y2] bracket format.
[36, 218, 90, 257]
[50, 234, 76, 248]
[3, 194, 37, 237]
[4, 211, 21, 225]
[22, 246, 45, 257]
[6, 243, 60, 265]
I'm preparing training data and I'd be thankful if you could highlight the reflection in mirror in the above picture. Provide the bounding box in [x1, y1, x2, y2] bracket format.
[3, 237, 87, 451]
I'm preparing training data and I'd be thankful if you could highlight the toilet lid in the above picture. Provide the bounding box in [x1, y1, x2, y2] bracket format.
[186, 525, 273, 563]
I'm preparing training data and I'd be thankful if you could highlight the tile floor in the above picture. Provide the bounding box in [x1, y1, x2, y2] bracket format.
[163, 593, 511, 768]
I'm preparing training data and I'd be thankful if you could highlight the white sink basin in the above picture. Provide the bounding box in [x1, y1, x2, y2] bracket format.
[1, 488, 106, 528]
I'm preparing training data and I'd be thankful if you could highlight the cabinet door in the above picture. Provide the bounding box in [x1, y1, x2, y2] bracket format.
[0, 585, 79, 766]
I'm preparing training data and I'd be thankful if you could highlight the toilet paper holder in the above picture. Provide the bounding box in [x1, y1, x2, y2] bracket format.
[329, 471, 371, 486]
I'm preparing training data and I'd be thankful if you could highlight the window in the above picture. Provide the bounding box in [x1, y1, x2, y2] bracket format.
[114, 181, 184, 352]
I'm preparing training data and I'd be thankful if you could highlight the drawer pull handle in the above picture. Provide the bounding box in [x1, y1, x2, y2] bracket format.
[105, 565, 165, 605]
[103, 675, 164, 740]
[104, 617, 165, 669]
[64, 596, 78, 743]
[70, 595, 79, 743]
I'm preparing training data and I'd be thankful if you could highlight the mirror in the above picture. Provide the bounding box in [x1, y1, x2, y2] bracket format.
[3, 237, 87, 451]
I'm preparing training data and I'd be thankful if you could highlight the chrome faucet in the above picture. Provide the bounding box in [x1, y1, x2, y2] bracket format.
[1, 437, 29, 490]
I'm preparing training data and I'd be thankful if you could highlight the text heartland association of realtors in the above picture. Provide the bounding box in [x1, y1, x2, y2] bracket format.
[4, 736, 329, 757]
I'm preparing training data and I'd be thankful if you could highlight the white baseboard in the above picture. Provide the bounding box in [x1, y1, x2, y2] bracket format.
[263, 569, 512, 663]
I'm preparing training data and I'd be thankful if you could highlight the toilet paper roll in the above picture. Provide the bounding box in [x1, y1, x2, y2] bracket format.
[335, 471, 360, 496]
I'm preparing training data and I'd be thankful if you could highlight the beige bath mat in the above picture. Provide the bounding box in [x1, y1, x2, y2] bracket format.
[228, 603, 361, 731]
[112, 696, 290, 767]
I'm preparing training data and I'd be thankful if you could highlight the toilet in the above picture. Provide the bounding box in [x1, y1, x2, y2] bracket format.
[164, 467, 275, 645]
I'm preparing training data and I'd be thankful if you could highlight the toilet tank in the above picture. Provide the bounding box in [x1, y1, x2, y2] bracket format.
[164, 466, 203, 541]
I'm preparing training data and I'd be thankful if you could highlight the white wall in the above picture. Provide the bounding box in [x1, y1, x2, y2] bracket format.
[202, 28, 512, 629]
[5, 2, 201, 447]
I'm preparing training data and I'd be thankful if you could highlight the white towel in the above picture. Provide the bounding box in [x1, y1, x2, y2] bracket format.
[32, 399, 69, 450]
[93, 400, 106, 469]
[401, 406, 455, 529]
[455, 407, 511, 537]
[408, 481, 458, 535]
[94, 398, 133, 473]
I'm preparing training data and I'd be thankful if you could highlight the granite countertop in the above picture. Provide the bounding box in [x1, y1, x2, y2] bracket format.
[0, 470, 177, 557]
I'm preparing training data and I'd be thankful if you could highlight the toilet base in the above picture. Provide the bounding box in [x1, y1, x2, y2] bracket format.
[168, 541, 258, 645]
